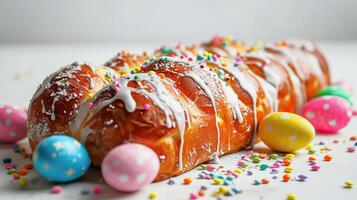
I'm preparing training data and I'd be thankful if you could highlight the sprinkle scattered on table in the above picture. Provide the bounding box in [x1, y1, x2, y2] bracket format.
[2, 133, 357, 199]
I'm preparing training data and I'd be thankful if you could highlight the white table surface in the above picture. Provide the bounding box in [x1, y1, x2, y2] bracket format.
[0, 42, 357, 200]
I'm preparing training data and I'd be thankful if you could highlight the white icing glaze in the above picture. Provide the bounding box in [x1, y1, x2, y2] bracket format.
[164, 78, 191, 168]
[244, 52, 282, 88]
[209, 48, 279, 145]
[219, 79, 243, 123]
[268, 45, 307, 82]
[80, 128, 93, 143]
[184, 72, 221, 154]
[50, 96, 59, 121]
[151, 56, 245, 154]
[72, 73, 188, 169]
[114, 79, 137, 113]
[265, 44, 307, 112]
[219, 64, 258, 144]
[253, 73, 279, 112]
[209, 152, 221, 164]
[262, 65, 281, 88]
[242, 52, 281, 113]
[41, 100, 46, 114]
[305, 53, 327, 88]
[89, 78, 95, 89]
[165, 77, 191, 128]
[70, 100, 92, 140]
[153, 56, 247, 153]
[278, 60, 304, 112]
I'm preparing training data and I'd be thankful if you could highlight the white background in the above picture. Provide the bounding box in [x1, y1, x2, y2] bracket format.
[1, 1, 357, 200]
[0, 0, 357, 44]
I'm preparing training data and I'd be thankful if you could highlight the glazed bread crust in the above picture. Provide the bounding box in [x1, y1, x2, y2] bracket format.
[27, 39, 330, 181]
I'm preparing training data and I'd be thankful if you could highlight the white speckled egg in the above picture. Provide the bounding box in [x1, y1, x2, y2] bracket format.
[33, 135, 91, 182]
[302, 96, 353, 133]
[0, 104, 27, 143]
[101, 143, 160, 192]
[258, 112, 315, 153]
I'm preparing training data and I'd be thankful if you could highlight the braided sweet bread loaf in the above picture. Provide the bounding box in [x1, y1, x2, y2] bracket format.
[27, 37, 330, 181]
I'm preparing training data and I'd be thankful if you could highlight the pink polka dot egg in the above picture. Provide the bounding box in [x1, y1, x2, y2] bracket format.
[101, 143, 160, 192]
[0, 104, 27, 143]
[302, 96, 354, 133]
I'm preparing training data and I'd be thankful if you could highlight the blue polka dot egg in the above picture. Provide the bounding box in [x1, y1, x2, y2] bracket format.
[33, 135, 91, 183]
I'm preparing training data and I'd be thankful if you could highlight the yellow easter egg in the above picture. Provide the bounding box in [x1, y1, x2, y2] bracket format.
[258, 112, 315, 153]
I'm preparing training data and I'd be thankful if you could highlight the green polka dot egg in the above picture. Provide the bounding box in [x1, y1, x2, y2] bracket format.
[258, 112, 315, 153]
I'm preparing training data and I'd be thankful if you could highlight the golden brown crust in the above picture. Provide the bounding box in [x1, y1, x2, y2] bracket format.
[27, 63, 108, 149]
[27, 38, 331, 181]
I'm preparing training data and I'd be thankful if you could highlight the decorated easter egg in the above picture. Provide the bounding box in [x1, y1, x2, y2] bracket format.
[314, 86, 353, 105]
[0, 104, 27, 143]
[258, 112, 315, 153]
[33, 135, 91, 182]
[101, 143, 160, 192]
[302, 96, 353, 133]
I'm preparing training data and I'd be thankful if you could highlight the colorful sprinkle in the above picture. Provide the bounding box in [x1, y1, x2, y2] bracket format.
[261, 178, 270, 184]
[218, 186, 228, 194]
[51, 185, 63, 194]
[92, 185, 103, 195]
[148, 192, 158, 199]
[162, 48, 173, 55]
[18, 177, 28, 187]
[190, 193, 198, 199]
[253, 180, 260, 185]
[81, 190, 90, 195]
[323, 154, 333, 161]
[168, 179, 175, 185]
[197, 55, 205, 61]
[297, 175, 308, 181]
[2, 157, 12, 164]
[259, 164, 269, 170]
[347, 147, 355, 153]
[143, 103, 151, 111]
[283, 159, 292, 166]
[287, 193, 297, 200]
[213, 178, 223, 185]
[11, 173, 20, 179]
[308, 156, 317, 161]
[344, 181, 354, 188]
[350, 136, 357, 141]
[86, 102, 94, 109]
[268, 154, 279, 160]
[311, 165, 320, 171]
[25, 163, 33, 170]
[198, 190, 205, 196]
[206, 164, 216, 171]
[7, 168, 16, 174]
[283, 174, 291, 182]
[200, 185, 208, 190]
[271, 163, 281, 168]
[18, 168, 29, 176]
[284, 167, 294, 173]
[183, 177, 192, 185]
[4, 163, 17, 169]
[284, 154, 295, 159]
[234, 168, 243, 174]
[252, 157, 261, 163]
